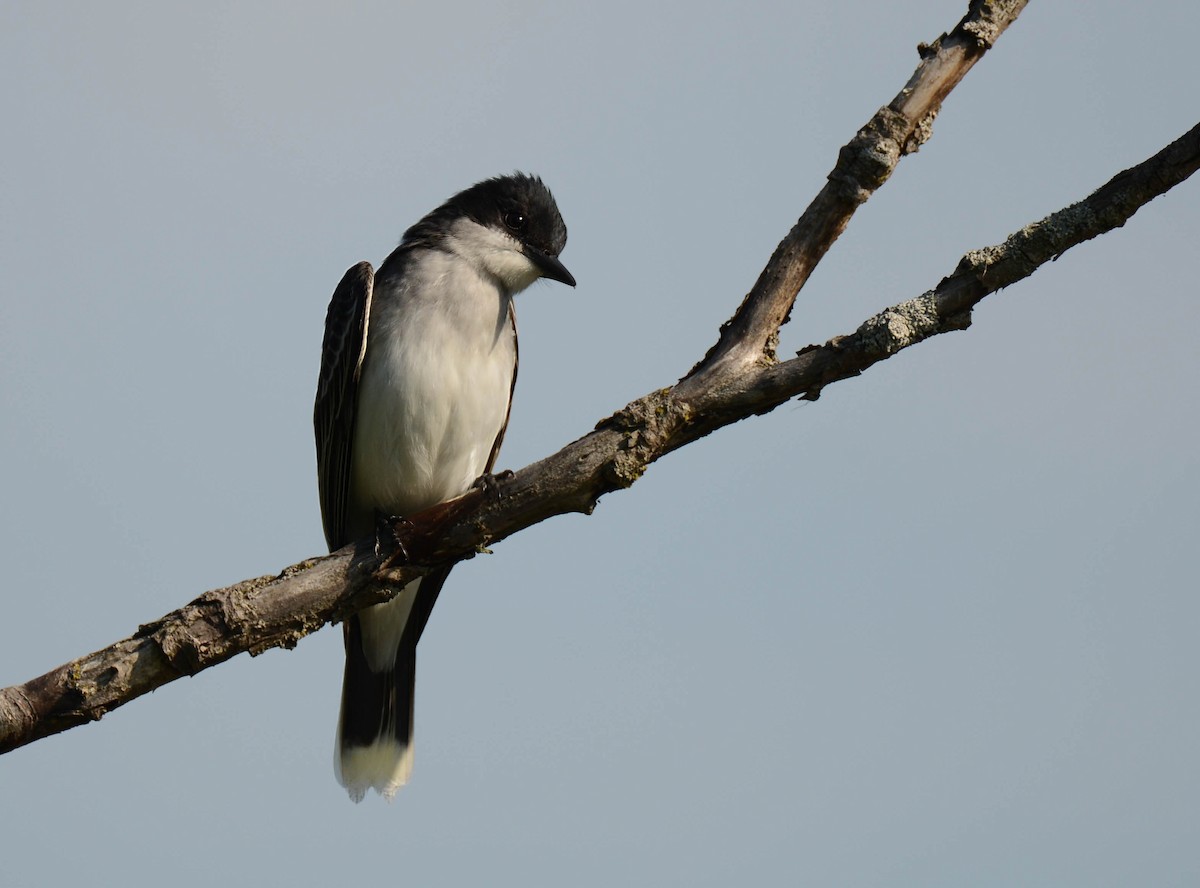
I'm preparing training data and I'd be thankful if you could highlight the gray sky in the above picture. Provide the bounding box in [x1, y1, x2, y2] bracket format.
[2, 2, 1198, 885]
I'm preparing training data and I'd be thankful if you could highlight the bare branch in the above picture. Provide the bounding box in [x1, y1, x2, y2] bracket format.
[4, 4, 1197, 757]
[724, 121, 1200, 411]
[675, 0, 1028, 399]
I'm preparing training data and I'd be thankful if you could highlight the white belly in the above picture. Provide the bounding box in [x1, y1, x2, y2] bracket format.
[346, 255, 515, 536]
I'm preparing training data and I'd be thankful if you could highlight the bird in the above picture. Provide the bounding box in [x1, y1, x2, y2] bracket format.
[313, 173, 575, 801]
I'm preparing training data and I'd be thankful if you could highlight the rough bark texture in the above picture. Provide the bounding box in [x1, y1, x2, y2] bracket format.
[3, 1, 1197, 756]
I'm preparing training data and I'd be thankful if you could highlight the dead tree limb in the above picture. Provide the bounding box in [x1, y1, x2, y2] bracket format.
[4, 1, 1195, 757]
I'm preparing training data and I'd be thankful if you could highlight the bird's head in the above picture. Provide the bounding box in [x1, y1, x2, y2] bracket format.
[410, 172, 575, 294]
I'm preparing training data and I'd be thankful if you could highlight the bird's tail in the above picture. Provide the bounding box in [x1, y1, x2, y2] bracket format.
[335, 614, 417, 802]
[334, 573, 446, 802]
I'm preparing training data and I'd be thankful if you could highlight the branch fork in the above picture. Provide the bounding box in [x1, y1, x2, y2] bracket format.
[5, 0, 1198, 757]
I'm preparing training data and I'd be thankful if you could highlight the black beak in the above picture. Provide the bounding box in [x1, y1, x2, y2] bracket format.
[525, 245, 576, 288]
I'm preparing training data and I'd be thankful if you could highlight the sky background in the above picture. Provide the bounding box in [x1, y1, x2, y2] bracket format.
[2, 2, 1198, 885]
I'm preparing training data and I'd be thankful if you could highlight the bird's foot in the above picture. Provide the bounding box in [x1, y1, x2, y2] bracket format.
[375, 510, 413, 563]
[473, 469, 514, 501]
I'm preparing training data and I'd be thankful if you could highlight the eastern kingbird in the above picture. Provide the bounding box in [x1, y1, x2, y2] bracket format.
[314, 173, 574, 802]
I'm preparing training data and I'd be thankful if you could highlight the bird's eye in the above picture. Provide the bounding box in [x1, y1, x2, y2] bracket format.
[503, 210, 527, 232]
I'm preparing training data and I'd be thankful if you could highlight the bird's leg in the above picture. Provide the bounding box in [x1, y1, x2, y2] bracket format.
[375, 509, 413, 563]
[472, 469, 514, 501]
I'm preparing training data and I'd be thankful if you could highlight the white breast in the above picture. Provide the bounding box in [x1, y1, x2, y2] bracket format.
[347, 248, 515, 534]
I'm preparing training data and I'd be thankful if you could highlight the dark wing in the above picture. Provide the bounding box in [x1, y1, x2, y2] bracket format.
[314, 261, 374, 551]
[484, 304, 519, 474]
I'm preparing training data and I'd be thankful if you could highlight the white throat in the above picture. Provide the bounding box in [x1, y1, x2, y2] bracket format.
[445, 218, 544, 293]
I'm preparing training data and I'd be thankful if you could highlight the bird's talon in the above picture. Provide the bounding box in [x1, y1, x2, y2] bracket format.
[375, 511, 413, 563]
[473, 470, 513, 500]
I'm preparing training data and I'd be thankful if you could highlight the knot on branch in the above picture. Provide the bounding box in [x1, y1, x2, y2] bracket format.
[830, 109, 904, 199]
[856, 292, 943, 357]
[961, 0, 1024, 49]
[916, 39, 941, 60]
[957, 244, 1006, 281]
[155, 594, 234, 673]
[602, 389, 692, 488]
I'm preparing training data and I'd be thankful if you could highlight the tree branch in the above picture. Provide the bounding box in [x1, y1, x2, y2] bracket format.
[4, 3, 1195, 757]
[675, 0, 1029, 398]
